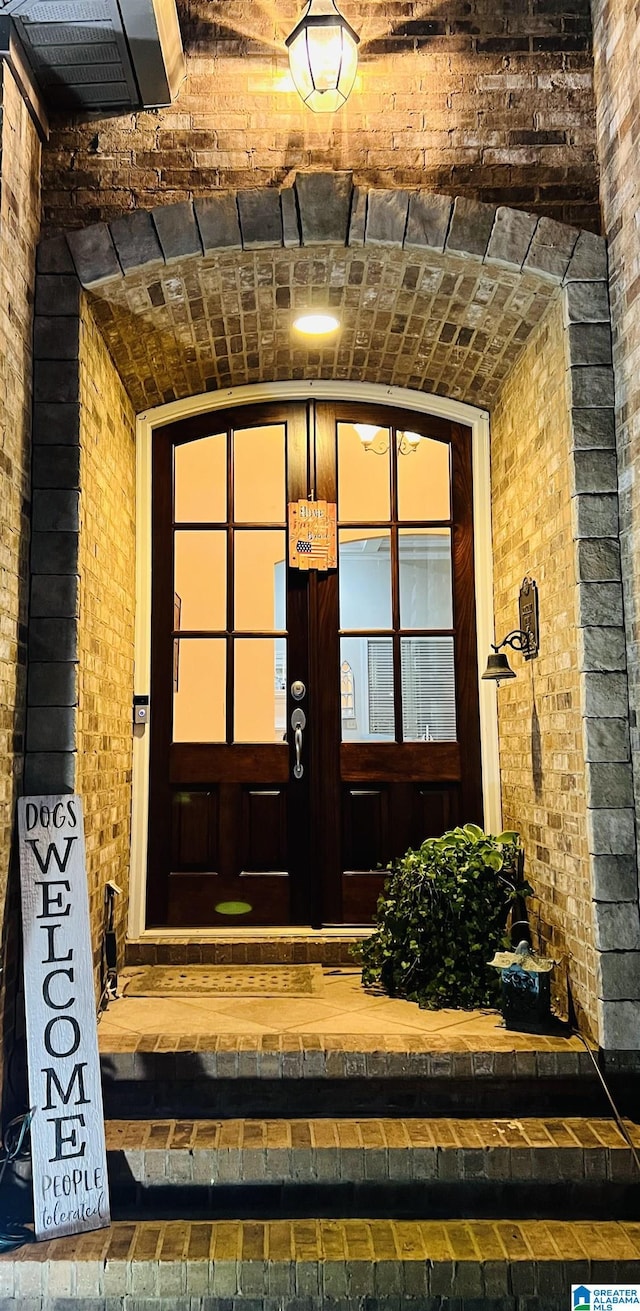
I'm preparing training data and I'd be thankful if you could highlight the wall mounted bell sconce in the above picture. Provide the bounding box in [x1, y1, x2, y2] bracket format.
[482, 576, 540, 685]
[354, 425, 422, 456]
[286, 0, 360, 112]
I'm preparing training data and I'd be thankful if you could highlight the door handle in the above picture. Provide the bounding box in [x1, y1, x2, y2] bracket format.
[291, 707, 306, 779]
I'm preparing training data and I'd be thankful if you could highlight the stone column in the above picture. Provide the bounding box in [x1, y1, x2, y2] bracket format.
[24, 240, 81, 796]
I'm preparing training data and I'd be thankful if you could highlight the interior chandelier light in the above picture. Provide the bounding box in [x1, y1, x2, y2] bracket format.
[286, 0, 360, 113]
[355, 425, 422, 456]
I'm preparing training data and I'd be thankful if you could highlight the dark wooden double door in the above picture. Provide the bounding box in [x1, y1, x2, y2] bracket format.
[147, 400, 482, 928]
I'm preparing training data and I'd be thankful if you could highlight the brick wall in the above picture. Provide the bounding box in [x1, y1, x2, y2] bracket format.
[76, 299, 136, 983]
[0, 64, 41, 1099]
[491, 296, 596, 1034]
[41, 0, 599, 234]
[592, 1, 640, 958]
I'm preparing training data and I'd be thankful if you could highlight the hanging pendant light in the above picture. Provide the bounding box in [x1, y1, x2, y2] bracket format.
[286, 0, 360, 113]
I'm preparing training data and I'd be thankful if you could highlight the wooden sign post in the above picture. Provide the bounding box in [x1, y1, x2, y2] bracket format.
[17, 796, 110, 1240]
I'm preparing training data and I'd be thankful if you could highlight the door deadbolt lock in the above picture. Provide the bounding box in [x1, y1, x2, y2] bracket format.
[291, 680, 306, 701]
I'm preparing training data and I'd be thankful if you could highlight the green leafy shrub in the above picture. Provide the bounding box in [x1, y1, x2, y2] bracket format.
[359, 824, 531, 1010]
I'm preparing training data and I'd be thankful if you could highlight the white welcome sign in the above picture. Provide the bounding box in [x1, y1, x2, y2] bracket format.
[18, 796, 110, 1240]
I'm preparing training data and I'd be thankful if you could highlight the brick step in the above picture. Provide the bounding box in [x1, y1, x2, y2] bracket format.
[7, 1116, 638, 1226]
[100, 1042, 614, 1119]
[125, 933, 368, 968]
[2, 1217, 640, 1309]
[105, 1113, 640, 1178]
[99, 1112, 640, 1222]
[101, 1115, 640, 1220]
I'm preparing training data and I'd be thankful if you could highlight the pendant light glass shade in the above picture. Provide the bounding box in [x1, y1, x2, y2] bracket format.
[286, 0, 359, 113]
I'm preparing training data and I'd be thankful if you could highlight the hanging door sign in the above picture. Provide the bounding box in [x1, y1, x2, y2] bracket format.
[288, 499, 337, 570]
[18, 796, 110, 1241]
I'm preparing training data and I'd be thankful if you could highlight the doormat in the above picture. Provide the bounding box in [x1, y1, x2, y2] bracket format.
[123, 964, 325, 997]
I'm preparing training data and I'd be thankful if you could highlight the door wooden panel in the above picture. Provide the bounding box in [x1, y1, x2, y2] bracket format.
[170, 790, 217, 870]
[240, 788, 287, 872]
[341, 781, 463, 924]
[342, 787, 390, 872]
[147, 400, 483, 929]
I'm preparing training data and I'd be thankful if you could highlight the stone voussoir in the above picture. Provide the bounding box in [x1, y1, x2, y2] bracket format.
[237, 187, 283, 249]
[485, 206, 539, 270]
[446, 196, 497, 258]
[564, 228, 609, 282]
[280, 187, 300, 248]
[109, 209, 164, 273]
[404, 191, 453, 253]
[151, 201, 203, 262]
[523, 215, 579, 280]
[67, 222, 122, 287]
[348, 185, 367, 245]
[194, 192, 242, 252]
[294, 171, 352, 246]
[365, 188, 410, 246]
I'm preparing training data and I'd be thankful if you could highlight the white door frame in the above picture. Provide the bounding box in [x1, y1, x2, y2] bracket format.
[129, 380, 500, 940]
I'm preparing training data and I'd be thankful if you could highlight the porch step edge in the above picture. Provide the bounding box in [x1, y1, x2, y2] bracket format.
[104, 1113, 639, 1189]
[1, 1217, 640, 1304]
[125, 934, 370, 967]
[99, 1042, 597, 1079]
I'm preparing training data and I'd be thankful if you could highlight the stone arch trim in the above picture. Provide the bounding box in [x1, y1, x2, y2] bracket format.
[45, 172, 606, 289]
[29, 175, 640, 1048]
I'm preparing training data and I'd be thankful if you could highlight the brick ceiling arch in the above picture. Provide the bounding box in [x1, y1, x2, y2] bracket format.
[45, 172, 606, 412]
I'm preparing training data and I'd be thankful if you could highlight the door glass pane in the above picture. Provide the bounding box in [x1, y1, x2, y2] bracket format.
[174, 433, 226, 522]
[401, 637, 456, 741]
[174, 531, 226, 631]
[397, 433, 450, 521]
[338, 422, 390, 521]
[235, 531, 286, 632]
[340, 636, 395, 741]
[234, 638, 287, 742]
[234, 424, 286, 523]
[399, 529, 453, 629]
[339, 530, 392, 629]
[173, 638, 226, 742]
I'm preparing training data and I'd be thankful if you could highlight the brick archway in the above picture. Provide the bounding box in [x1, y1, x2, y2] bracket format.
[31, 174, 639, 1048]
[44, 172, 606, 412]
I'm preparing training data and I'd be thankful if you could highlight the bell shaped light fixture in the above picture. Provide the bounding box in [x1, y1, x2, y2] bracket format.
[286, 0, 360, 113]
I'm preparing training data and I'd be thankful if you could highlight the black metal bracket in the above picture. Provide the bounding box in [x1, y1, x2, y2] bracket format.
[492, 577, 539, 660]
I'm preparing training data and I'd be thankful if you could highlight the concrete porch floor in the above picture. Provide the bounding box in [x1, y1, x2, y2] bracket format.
[98, 967, 585, 1054]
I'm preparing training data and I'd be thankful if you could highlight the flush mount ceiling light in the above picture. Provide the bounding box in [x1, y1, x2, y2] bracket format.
[292, 311, 341, 335]
[285, 0, 360, 113]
